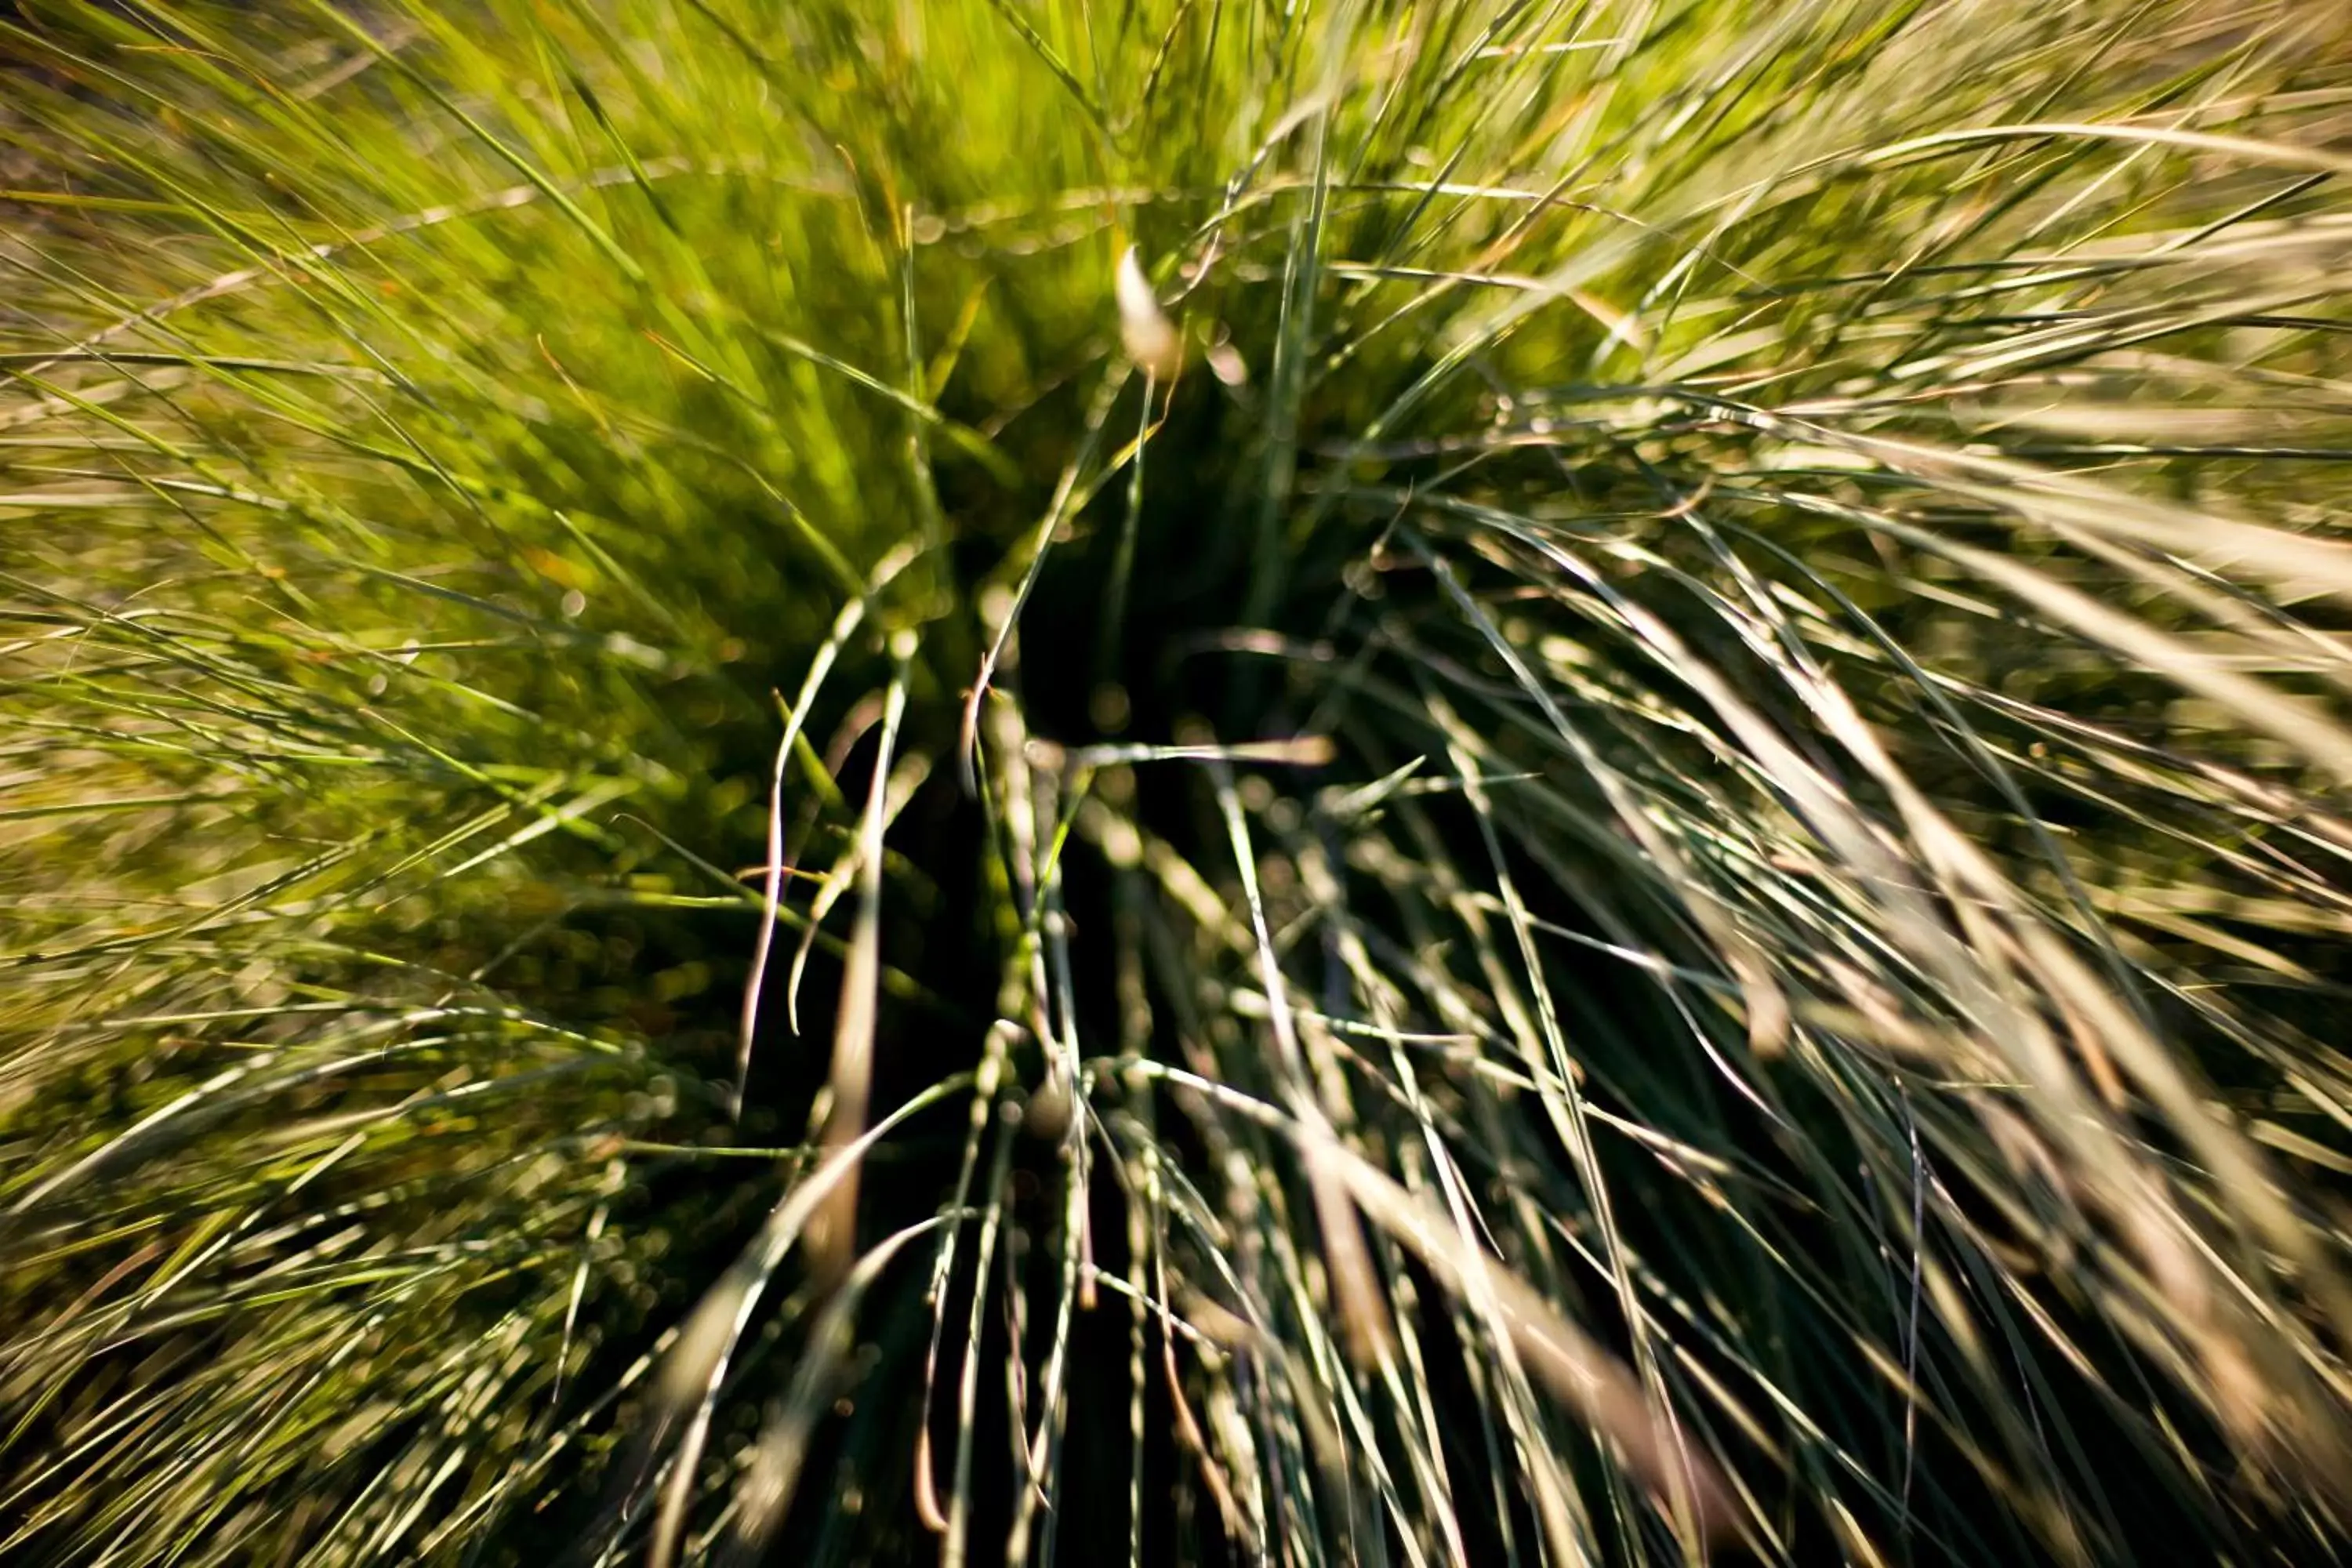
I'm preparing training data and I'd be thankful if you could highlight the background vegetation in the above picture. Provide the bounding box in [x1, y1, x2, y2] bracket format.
[5, 1, 2352, 1563]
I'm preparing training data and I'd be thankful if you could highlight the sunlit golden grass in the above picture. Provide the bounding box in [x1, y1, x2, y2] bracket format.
[5, 2, 2352, 1563]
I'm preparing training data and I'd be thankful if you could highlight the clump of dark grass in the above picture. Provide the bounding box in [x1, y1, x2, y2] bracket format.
[5, 2, 2352, 1563]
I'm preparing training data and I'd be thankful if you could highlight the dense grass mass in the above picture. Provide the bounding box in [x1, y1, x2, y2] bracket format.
[7, 1, 2352, 1563]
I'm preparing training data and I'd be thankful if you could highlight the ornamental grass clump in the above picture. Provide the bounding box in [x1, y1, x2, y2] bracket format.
[6, 2, 2352, 1563]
